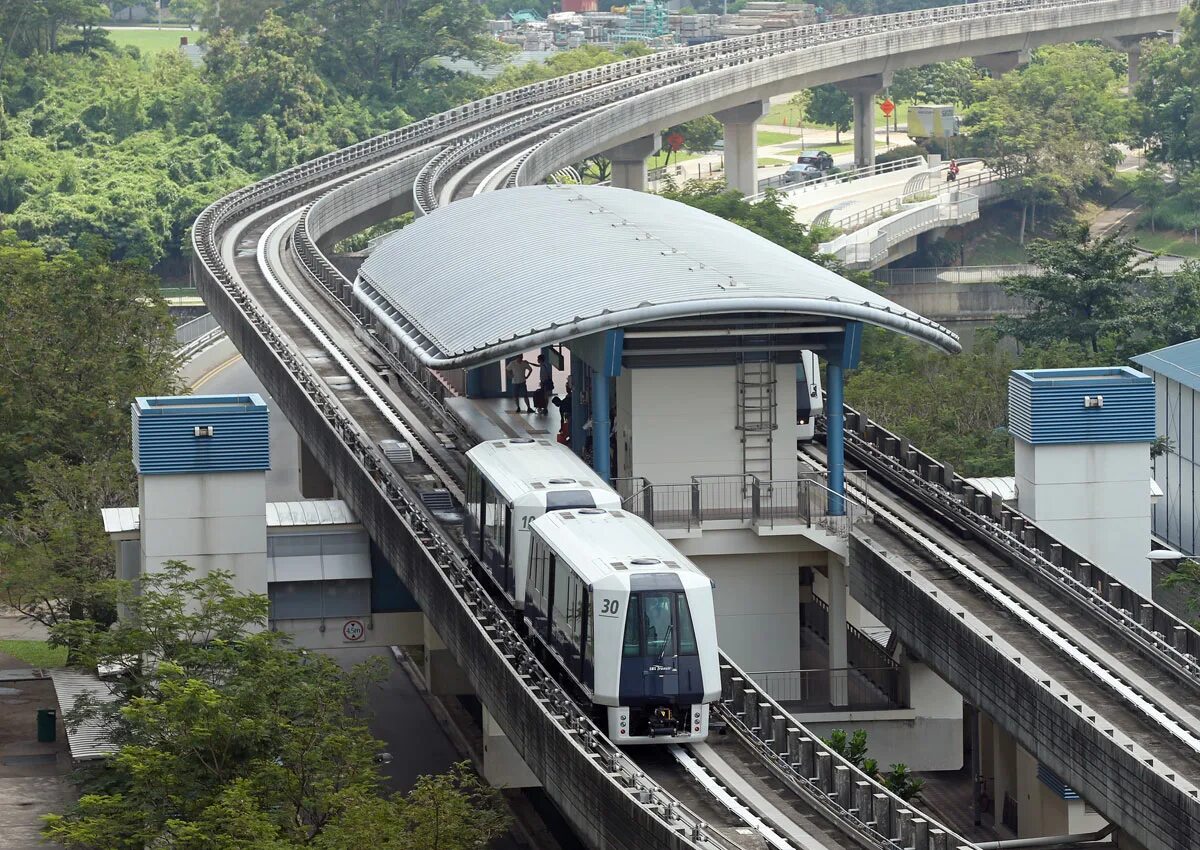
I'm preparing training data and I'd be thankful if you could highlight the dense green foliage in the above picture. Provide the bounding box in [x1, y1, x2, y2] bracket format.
[808, 84, 853, 144]
[45, 565, 510, 849]
[963, 44, 1130, 242]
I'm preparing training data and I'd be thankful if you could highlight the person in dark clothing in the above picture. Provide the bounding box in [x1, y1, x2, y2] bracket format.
[536, 353, 554, 414]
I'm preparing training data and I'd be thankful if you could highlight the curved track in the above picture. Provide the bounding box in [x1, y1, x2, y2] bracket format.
[190, 2, 1185, 848]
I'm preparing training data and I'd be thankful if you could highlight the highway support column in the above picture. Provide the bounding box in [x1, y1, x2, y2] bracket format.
[828, 555, 849, 707]
[714, 100, 769, 196]
[837, 74, 891, 170]
[605, 134, 661, 192]
[482, 706, 541, 788]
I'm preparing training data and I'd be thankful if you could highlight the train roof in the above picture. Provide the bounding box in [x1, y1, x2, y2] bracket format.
[530, 509, 711, 588]
[466, 438, 616, 503]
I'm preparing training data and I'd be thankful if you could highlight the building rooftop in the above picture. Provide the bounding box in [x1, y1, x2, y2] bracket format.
[355, 185, 960, 369]
[102, 500, 360, 534]
[1132, 338, 1200, 391]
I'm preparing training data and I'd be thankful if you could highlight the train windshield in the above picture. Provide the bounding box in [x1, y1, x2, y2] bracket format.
[623, 592, 697, 658]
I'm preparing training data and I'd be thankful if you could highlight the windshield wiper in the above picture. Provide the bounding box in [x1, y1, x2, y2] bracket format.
[658, 623, 674, 661]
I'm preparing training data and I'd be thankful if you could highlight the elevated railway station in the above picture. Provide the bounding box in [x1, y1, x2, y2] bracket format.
[183, 2, 1198, 849]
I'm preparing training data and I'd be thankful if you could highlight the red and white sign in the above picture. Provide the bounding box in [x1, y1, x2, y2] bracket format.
[342, 619, 365, 642]
[880, 99, 895, 117]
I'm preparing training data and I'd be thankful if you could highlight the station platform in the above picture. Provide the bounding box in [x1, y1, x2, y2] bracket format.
[447, 371, 570, 443]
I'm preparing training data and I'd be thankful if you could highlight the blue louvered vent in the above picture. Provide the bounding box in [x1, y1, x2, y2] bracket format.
[1008, 367, 1154, 445]
[133, 395, 270, 475]
[1037, 763, 1081, 800]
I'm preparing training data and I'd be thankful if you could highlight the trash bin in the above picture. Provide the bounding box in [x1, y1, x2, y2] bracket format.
[37, 708, 56, 743]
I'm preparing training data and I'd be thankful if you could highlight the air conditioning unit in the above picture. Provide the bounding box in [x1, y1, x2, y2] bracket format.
[194, 425, 215, 437]
[1083, 395, 1104, 409]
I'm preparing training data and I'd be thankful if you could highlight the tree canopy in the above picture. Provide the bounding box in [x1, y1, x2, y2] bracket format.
[45, 564, 510, 850]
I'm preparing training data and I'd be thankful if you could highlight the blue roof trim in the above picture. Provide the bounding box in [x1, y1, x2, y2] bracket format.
[1008, 367, 1154, 445]
[1132, 338, 1200, 391]
[132, 394, 270, 475]
[1037, 763, 1081, 800]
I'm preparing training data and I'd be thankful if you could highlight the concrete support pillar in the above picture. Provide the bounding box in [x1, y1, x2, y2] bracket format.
[1127, 45, 1142, 88]
[299, 441, 334, 499]
[837, 74, 890, 170]
[465, 362, 502, 399]
[423, 616, 474, 696]
[605, 134, 660, 192]
[482, 705, 541, 788]
[592, 368, 611, 482]
[714, 100, 769, 196]
[826, 358, 845, 516]
[976, 50, 1030, 77]
[828, 555, 849, 707]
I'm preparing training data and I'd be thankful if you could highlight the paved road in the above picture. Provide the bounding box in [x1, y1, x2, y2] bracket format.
[189, 352, 303, 502]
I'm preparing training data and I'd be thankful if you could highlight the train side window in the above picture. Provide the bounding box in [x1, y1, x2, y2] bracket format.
[623, 594, 641, 657]
[466, 466, 482, 527]
[490, 488, 506, 554]
[676, 593, 697, 655]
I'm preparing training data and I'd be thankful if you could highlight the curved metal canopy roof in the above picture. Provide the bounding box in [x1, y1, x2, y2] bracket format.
[355, 185, 960, 368]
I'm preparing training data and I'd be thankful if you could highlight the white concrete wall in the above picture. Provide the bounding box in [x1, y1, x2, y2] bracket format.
[1015, 440, 1152, 596]
[139, 470, 268, 597]
[617, 364, 799, 484]
[693, 550, 801, 671]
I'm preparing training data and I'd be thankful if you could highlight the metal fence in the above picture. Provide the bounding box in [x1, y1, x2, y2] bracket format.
[749, 155, 927, 200]
[174, 312, 220, 347]
[745, 666, 901, 711]
[615, 470, 870, 533]
[873, 264, 1041, 286]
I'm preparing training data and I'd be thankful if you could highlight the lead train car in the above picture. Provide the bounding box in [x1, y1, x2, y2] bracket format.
[464, 438, 622, 607]
[525, 508, 721, 744]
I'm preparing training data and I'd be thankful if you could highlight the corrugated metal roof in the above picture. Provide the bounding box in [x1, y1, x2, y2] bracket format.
[356, 185, 960, 367]
[266, 500, 359, 527]
[1132, 338, 1200, 391]
[50, 670, 120, 761]
[964, 476, 1018, 502]
[103, 500, 359, 534]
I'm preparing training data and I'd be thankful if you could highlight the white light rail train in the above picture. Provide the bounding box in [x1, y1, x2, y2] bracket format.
[463, 438, 720, 743]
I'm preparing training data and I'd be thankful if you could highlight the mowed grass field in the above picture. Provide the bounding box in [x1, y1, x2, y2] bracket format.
[107, 27, 197, 53]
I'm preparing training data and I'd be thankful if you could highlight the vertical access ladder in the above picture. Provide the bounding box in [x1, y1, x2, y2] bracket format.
[736, 359, 777, 482]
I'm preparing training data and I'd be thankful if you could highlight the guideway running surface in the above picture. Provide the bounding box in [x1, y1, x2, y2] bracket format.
[191, 2, 1185, 848]
[825, 455, 1200, 850]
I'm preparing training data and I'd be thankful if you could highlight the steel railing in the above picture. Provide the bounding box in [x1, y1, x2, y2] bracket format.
[174, 312, 219, 347]
[615, 471, 871, 533]
[750, 155, 927, 200]
[744, 666, 901, 710]
[873, 264, 1042, 285]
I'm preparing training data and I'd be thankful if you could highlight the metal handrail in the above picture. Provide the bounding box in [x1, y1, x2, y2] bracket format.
[749, 155, 927, 201]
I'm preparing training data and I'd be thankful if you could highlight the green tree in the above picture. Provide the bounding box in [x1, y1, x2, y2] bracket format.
[0, 239, 178, 501]
[1133, 163, 1169, 232]
[964, 44, 1131, 242]
[808, 84, 853, 144]
[889, 59, 983, 106]
[673, 115, 722, 154]
[996, 223, 1150, 354]
[1136, 13, 1200, 171]
[659, 180, 827, 256]
[44, 564, 510, 849]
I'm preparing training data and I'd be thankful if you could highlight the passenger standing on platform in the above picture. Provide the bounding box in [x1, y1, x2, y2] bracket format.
[507, 356, 535, 413]
[536, 353, 554, 415]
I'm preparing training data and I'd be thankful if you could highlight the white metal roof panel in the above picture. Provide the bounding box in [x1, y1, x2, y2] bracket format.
[467, 439, 616, 503]
[266, 500, 358, 528]
[50, 670, 120, 761]
[356, 185, 960, 366]
[101, 507, 140, 534]
[531, 509, 710, 588]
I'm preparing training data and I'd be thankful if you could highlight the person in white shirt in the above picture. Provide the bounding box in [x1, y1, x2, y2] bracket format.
[506, 356, 535, 413]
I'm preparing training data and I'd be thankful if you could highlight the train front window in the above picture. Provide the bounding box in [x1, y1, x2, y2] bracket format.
[642, 593, 674, 658]
[623, 595, 641, 657]
[676, 593, 697, 655]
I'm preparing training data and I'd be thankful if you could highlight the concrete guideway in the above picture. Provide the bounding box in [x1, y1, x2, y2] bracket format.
[190, 3, 1188, 849]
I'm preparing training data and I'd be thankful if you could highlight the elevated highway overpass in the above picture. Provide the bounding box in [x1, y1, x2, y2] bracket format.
[191, 2, 1191, 848]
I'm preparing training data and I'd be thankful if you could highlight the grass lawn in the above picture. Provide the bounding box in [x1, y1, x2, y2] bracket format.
[1135, 228, 1200, 258]
[764, 99, 906, 130]
[108, 27, 196, 53]
[648, 150, 700, 169]
[780, 141, 862, 155]
[758, 157, 790, 167]
[758, 129, 807, 146]
[0, 639, 67, 668]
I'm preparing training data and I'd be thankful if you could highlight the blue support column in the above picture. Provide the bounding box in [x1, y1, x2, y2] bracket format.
[466, 362, 502, 398]
[826, 359, 845, 517]
[825, 322, 862, 517]
[592, 369, 611, 482]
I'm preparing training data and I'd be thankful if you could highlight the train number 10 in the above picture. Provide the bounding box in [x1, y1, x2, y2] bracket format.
[599, 598, 620, 617]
